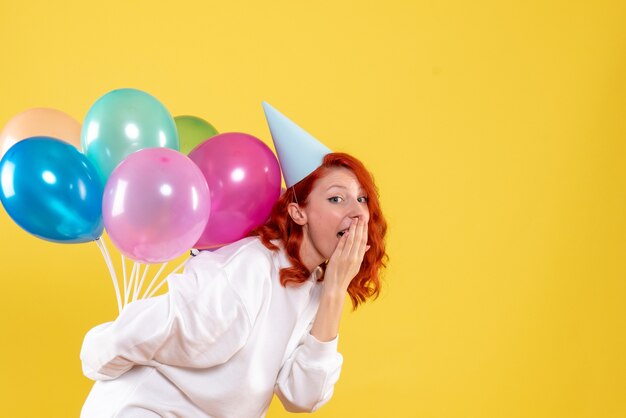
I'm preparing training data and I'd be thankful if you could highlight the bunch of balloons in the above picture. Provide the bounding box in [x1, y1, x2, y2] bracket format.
[0, 88, 282, 310]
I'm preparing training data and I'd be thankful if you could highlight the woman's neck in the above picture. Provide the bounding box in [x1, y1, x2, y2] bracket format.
[298, 229, 325, 274]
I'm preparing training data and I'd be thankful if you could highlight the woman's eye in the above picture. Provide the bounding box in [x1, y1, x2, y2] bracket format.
[358, 196, 369, 203]
[328, 196, 342, 203]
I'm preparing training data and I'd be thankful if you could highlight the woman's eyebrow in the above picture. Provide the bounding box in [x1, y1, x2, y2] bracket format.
[326, 184, 366, 194]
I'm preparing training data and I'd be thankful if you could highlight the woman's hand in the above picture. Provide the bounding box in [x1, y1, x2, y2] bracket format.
[310, 217, 369, 342]
[323, 217, 369, 296]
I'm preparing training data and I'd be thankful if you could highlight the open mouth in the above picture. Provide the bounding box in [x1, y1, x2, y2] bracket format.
[337, 229, 349, 238]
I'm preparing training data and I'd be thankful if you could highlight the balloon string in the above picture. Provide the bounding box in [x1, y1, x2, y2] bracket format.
[132, 262, 142, 301]
[123, 261, 132, 306]
[132, 264, 150, 302]
[125, 263, 138, 305]
[95, 238, 122, 315]
[121, 254, 128, 306]
[146, 256, 191, 299]
[131, 263, 139, 301]
[141, 262, 169, 300]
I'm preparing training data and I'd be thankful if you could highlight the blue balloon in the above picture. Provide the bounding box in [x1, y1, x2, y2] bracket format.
[0, 137, 104, 243]
[81, 88, 179, 185]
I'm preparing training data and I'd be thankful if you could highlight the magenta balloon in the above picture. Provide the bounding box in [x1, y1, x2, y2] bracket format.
[103, 148, 211, 263]
[189, 132, 281, 249]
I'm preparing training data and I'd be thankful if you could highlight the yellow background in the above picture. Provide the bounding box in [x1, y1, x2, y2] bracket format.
[1, 0, 625, 417]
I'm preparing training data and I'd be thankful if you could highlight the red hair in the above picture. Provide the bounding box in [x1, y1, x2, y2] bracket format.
[249, 152, 388, 310]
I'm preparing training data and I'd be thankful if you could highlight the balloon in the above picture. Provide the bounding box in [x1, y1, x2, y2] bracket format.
[0, 137, 104, 243]
[189, 132, 281, 249]
[103, 148, 210, 264]
[0, 108, 82, 159]
[174, 115, 218, 155]
[81, 88, 179, 184]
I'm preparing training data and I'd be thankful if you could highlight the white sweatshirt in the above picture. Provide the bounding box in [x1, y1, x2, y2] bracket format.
[80, 236, 343, 418]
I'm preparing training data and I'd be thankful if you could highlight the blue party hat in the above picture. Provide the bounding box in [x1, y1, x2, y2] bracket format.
[262, 101, 332, 188]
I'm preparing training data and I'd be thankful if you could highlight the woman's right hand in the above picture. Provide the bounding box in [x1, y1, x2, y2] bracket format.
[309, 217, 369, 342]
[323, 217, 369, 296]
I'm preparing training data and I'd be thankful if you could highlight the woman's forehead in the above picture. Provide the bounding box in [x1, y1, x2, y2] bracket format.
[316, 167, 364, 191]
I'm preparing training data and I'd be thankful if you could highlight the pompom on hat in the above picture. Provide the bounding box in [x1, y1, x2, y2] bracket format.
[262, 101, 331, 188]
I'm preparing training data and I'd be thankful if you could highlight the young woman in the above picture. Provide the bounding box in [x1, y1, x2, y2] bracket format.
[79, 104, 388, 417]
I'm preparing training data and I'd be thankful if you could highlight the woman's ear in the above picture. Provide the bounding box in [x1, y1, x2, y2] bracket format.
[287, 202, 307, 226]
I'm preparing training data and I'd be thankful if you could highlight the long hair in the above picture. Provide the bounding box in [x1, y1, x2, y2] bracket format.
[249, 152, 388, 310]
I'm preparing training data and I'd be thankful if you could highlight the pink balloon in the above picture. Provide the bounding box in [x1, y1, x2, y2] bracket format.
[103, 148, 211, 263]
[189, 132, 281, 249]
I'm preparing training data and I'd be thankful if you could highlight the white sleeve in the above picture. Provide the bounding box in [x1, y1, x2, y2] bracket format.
[80, 257, 258, 381]
[274, 331, 344, 412]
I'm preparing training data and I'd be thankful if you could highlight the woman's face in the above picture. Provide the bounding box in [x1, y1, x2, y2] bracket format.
[298, 167, 370, 263]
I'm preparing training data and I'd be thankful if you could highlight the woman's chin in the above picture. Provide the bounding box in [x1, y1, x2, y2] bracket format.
[326, 242, 340, 259]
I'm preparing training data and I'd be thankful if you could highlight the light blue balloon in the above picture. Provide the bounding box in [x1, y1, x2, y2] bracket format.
[81, 88, 179, 184]
[0, 137, 104, 243]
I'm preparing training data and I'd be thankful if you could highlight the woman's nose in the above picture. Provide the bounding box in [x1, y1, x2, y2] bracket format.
[349, 200, 369, 222]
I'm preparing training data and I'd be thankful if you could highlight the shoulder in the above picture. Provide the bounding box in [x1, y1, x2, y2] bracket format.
[211, 237, 277, 277]
[219, 236, 276, 269]
[178, 237, 277, 322]
[185, 237, 277, 305]
[186, 237, 276, 273]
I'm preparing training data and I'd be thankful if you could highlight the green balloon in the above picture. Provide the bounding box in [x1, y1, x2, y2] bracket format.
[81, 88, 179, 184]
[174, 115, 218, 155]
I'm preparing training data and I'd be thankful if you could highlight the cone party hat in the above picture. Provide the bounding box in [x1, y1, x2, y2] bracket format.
[262, 101, 331, 188]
